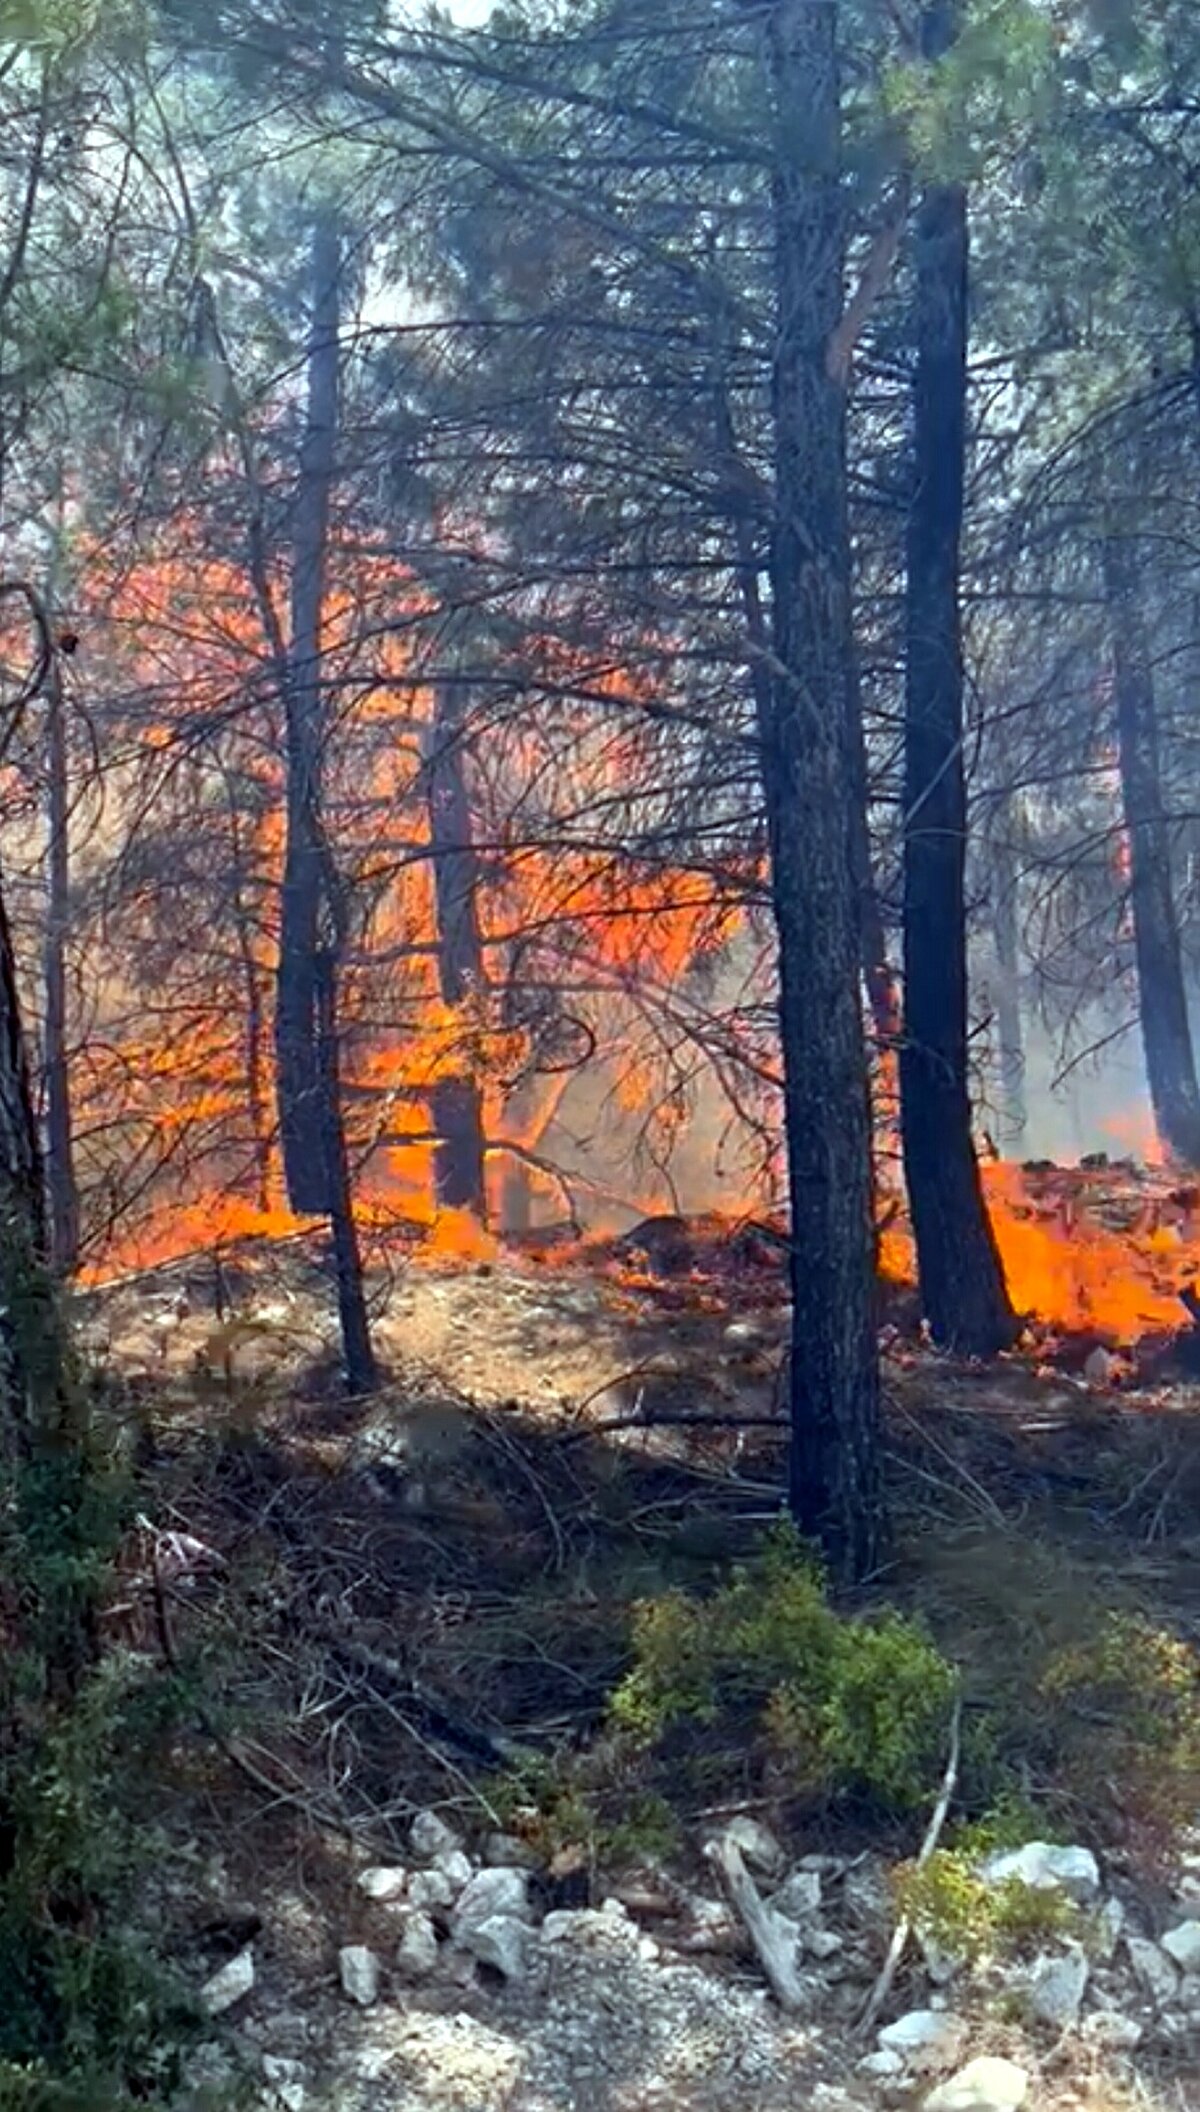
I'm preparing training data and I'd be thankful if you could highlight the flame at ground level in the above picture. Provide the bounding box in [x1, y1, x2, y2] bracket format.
[882, 1159, 1199, 1346]
[80, 1149, 1200, 1355]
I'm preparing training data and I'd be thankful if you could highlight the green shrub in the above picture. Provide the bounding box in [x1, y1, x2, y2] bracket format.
[1037, 1612, 1200, 1845]
[894, 1849, 1082, 1963]
[0, 1392, 199, 2108]
[609, 1521, 958, 1812]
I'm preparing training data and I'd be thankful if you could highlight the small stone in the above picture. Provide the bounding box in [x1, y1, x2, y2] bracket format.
[922, 2056, 1029, 2112]
[356, 1865, 409, 1903]
[1094, 1897, 1124, 1961]
[806, 1926, 846, 1960]
[432, 1847, 474, 1897]
[979, 1842, 1099, 1905]
[458, 1912, 529, 1979]
[453, 1866, 532, 1931]
[859, 2049, 904, 2078]
[263, 2054, 306, 2087]
[1126, 1933, 1179, 2007]
[722, 1815, 785, 1875]
[1027, 1945, 1088, 2028]
[724, 1320, 762, 1347]
[1180, 1972, 1200, 2016]
[200, 1945, 255, 2016]
[395, 1910, 439, 1979]
[772, 1869, 822, 1920]
[1081, 2010, 1142, 2051]
[410, 1809, 464, 1862]
[1161, 1920, 1200, 1973]
[877, 2010, 969, 2073]
[407, 1867, 456, 1911]
[338, 1944, 381, 2006]
[483, 1832, 538, 1869]
[262, 2053, 306, 2110]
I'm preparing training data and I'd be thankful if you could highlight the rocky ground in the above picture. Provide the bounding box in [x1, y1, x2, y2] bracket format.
[178, 1807, 1200, 2112]
[78, 1225, 1200, 2112]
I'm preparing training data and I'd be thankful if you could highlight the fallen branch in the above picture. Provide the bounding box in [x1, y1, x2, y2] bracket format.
[705, 1833, 812, 2014]
[857, 1692, 963, 2036]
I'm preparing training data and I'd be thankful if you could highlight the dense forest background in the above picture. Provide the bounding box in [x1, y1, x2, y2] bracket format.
[5, 3, 1200, 2104]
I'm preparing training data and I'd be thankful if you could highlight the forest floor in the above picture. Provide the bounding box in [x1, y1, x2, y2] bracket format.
[78, 1218, 1200, 2112]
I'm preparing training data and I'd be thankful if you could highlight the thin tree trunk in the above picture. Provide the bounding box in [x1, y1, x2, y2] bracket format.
[426, 679, 487, 1217]
[762, 0, 883, 1581]
[1103, 532, 1200, 1165]
[899, 2, 1015, 1354]
[276, 211, 340, 1213]
[315, 942, 377, 1395]
[43, 639, 76, 1273]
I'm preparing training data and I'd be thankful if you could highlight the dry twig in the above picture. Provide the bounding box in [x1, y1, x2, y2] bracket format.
[857, 1692, 963, 2036]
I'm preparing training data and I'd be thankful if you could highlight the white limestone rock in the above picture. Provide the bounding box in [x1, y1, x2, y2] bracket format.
[1026, 1945, 1088, 2029]
[877, 2009, 969, 2074]
[410, 1809, 464, 1862]
[407, 1866, 457, 1911]
[395, 1910, 440, 1979]
[1161, 1920, 1200, 1973]
[338, 1944, 381, 2007]
[922, 2056, 1029, 2112]
[431, 1847, 474, 1897]
[200, 1945, 255, 2016]
[1126, 1933, 1180, 2007]
[453, 1865, 533, 1932]
[356, 1865, 409, 1903]
[979, 1842, 1099, 1906]
[457, 1912, 530, 1979]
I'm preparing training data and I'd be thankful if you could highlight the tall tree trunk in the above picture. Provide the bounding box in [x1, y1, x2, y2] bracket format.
[276, 211, 340, 1213]
[425, 679, 487, 1217]
[315, 942, 377, 1395]
[43, 639, 76, 1273]
[1103, 532, 1200, 1164]
[899, 4, 1015, 1354]
[762, 0, 882, 1581]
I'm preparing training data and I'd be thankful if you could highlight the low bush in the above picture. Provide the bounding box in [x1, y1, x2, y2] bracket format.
[609, 1520, 959, 1812]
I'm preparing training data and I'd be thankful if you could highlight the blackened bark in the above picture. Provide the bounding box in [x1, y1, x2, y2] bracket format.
[315, 944, 377, 1394]
[426, 680, 487, 1216]
[899, 13, 1015, 1355]
[1103, 533, 1200, 1165]
[763, 0, 883, 1581]
[276, 212, 340, 1213]
[43, 642, 76, 1272]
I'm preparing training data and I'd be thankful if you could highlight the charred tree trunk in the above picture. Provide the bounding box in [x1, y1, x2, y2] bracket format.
[761, 0, 882, 1580]
[1103, 532, 1200, 1165]
[43, 640, 76, 1273]
[899, 11, 1015, 1355]
[426, 679, 487, 1217]
[276, 211, 340, 1213]
[315, 941, 377, 1395]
